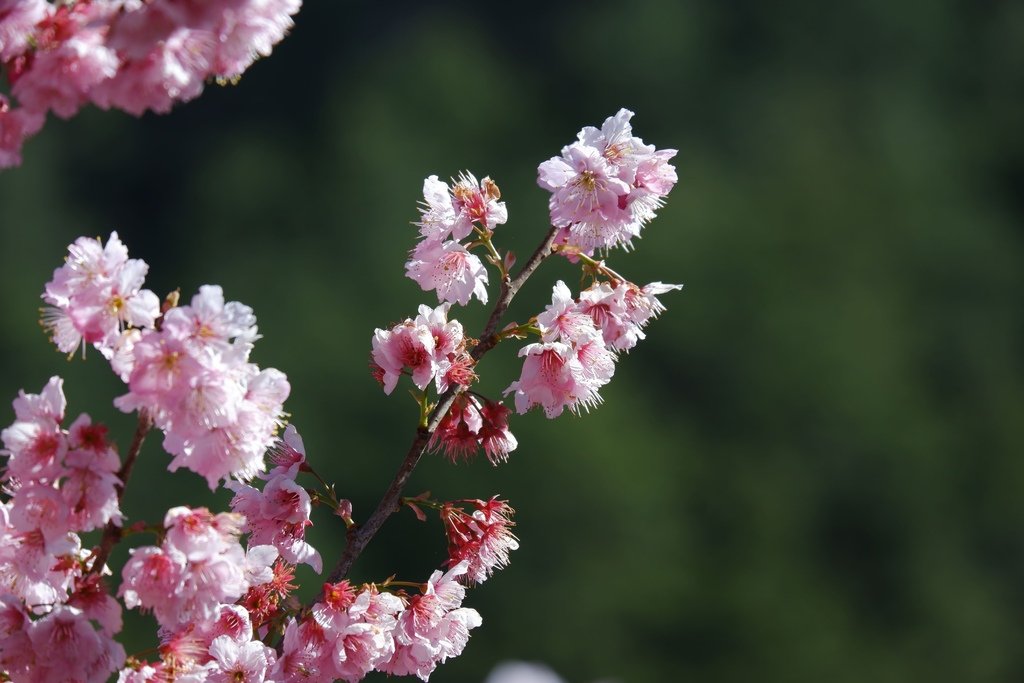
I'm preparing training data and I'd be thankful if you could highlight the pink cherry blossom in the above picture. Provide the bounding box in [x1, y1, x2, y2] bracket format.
[0, 594, 33, 679]
[416, 172, 507, 242]
[538, 142, 632, 251]
[206, 634, 275, 683]
[538, 109, 677, 252]
[371, 318, 438, 395]
[576, 280, 682, 352]
[227, 462, 322, 572]
[577, 107, 656, 175]
[537, 280, 599, 344]
[91, 28, 216, 115]
[406, 238, 489, 307]
[272, 616, 333, 682]
[1, 0, 304, 169]
[1, 376, 69, 484]
[504, 341, 599, 418]
[380, 562, 482, 681]
[0, 97, 44, 169]
[442, 498, 518, 585]
[113, 286, 288, 489]
[27, 604, 125, 683]
[0, 0, 47, 62]
[41, 233, 160, 358]
[11, 8, 119, 119]
[210, 0, 302, 79]
[449, 171, 508, 233]
[67, 574, 122, 636]
[62, 437, 123, 533]
[327, 589, 404, 682]
[119, 545, 187, 623]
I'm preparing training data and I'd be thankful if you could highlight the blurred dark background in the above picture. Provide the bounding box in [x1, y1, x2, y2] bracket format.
[2, 1, 1023, 681]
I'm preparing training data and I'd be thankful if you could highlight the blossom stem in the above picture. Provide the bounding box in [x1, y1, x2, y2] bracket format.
[473, 226, 505, 278]
[555, 245, 629, 283]
[89, 411, 154, 574]
[319, 224, 561, 586]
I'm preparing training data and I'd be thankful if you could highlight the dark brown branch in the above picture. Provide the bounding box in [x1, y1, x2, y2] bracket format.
[89, 411, 154, 574]
[320, 224, 561, 585]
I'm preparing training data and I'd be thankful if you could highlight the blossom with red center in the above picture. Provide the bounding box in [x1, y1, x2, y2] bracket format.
[406, 238, 490, 307]
[27, 604, 126, 683]
[240, 560, 296, 629]
[372, 304, 470, 396]
[68, 574, 122, 635]
[416, 172, 508, 243]
[371, 319, 437, 395]
[266, 424, 307, 477]
[478, 400, 517, 465]
[442, 498, 518, 585]
[429, 394, 517, 465]
[504, 341, 598, 418]
[1, 376, 69, 484]
[450, 171, 508, 233]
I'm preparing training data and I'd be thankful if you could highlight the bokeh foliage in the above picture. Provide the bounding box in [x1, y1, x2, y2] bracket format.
[1, 1, 1022, 681]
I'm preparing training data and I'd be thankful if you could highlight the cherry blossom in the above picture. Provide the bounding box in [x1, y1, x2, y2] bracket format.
[538, 108, 678, 252]
[0, 0, 304, 169]
[442, 498, 518, 585]
[406, 238, 490, 307]
[371, 303, 470, 396]
[380, 562, 482, 681]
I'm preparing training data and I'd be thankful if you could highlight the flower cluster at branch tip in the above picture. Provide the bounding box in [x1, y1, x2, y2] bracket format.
[379, 110, 680, 423]
[0, 0, 302, 168]
[539, 108, 678, 253]
[406, 172, 507, 306]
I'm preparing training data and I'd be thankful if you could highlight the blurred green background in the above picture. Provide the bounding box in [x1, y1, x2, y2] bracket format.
[2, 1, 1024, 681]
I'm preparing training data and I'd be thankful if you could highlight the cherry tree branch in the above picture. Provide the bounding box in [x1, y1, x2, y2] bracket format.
[90, 411, 154, 574]
[321, 224, 561, 585]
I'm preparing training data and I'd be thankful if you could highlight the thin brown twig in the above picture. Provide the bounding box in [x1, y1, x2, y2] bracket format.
[89, 410, 154, 574]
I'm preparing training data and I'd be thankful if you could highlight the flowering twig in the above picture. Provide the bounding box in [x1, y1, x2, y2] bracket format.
[89, 410, 153, 574]
[321, 223, 560, 585]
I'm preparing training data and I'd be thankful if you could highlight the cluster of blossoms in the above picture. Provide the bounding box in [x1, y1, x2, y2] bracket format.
[0, 0, 302, 167]
[505, 277, 681, 418]
[0, 377, 124, 681]
[43, 232, 290, 489]
[275, 564, 480, 682]
[430, 394, 517, 465]
[228, 425, 322, 573]
[378, 109, 679, 432]
[121, 602, 280, 682]
[406, 172, 507, 306]
[119, 507, 277, 629]
[539, 107, 678, 253]
[371, 303, 476, 397]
